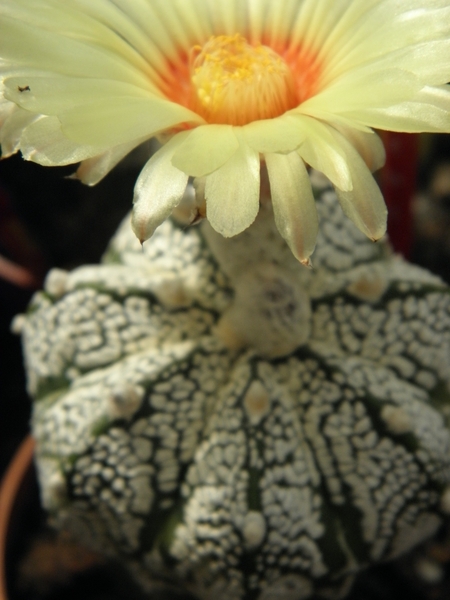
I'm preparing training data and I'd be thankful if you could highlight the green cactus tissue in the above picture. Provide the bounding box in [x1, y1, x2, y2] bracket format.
[17, 176, 450, 600]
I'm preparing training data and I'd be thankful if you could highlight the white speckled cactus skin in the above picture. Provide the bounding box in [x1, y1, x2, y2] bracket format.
[18, 173, 450, 600]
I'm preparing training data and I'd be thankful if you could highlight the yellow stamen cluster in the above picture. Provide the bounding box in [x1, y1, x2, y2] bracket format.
[190, 34, 297, 126]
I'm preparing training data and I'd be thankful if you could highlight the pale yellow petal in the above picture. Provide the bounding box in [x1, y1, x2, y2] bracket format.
[323, 4, 450, 79]
[301, 68, 421, 117]
[290, 0, 354, 54]
[171, 125, 239, 177]
[62, 0, 170, 82]
[2, 0, 167, 91]
[164, 0, 213, 46]
[2, 0, 197, 90]
[108, 0, 190, 57]
[295, 117, 352, 191]
[143, 0, 212, 53]
[291, 109, 373, 134]
[206, 0, 246, 36]
[242, 115, 305, 154]
[205, 142, 260, 237]
[330, 126, 385, 173]
[19, 115, 104, 165]
[312, 0, 382, 66]
[346, 86, 450, 133]
[246, 0, 300, 45]
[59, 97, 202, 147]
[4, 76, 156, 115]
[357, 40, 450, 86]
[0, 13, 151, 89]
[265, 151, 318, 264]
[331, 130, 387, 241]
[75, 138, 147, 186]
[0, 105, 36, 157]
[247, 0, 271, 43]
[354, 102, 450, 133]
[131, 132, 190, 243]
[0, 98, 15, 128]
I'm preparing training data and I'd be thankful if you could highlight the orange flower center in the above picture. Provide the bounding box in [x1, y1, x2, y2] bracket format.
[188, 34, 299, 126]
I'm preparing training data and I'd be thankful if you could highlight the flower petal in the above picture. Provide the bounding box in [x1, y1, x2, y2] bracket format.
[246, 0, 300, 45]
[131, 0, 212, 54]
[331, 125, 385, 172]
[302, 68, 422, 117]
[206, 0, 245, 36]
[290, 0, 356, 53]
[171, 125, 239, 177]
[365, 40, 450, 86]
[131, 133, 189, 243]
[346, 85, 450, 133]
[0, 11, 151, 88]
[19, 115, 104, 165]
[0, 98, 15, 127]
[331, 130, 387, 241]
[247, 0, 270, 43]
[324, 4, 450, 79]
[0, 105, 36, 157]
[295, 116, 352, 191]
[62, 0, 173, 81]
[242, 115, 306, 154]
[265, 151, 318, 264]
[75, 138, 147, 186]
[205, 141, 260, 237]
[59, 97, 202, 147]
[3, 76, 157, 115]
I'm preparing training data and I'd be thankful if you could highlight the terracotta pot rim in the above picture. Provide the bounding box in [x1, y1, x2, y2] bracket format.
[0, 435, 35, 600]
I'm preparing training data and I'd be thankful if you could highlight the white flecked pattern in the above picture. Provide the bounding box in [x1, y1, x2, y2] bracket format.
[22, 179, 450, 600]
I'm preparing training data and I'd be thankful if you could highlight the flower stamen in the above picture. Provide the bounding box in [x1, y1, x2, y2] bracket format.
[189, 34, 298, 126]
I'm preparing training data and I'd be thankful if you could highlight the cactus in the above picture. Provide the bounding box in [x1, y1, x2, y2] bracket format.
[17, 174, 450, 600]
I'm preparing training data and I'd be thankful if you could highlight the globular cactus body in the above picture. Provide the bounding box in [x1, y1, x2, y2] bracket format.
[19, 177, 450, 600]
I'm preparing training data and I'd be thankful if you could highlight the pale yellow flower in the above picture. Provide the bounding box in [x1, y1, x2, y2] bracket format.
[1, 0, 450, 263]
